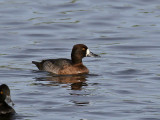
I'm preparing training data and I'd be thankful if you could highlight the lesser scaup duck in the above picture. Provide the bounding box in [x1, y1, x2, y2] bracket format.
[32, 44, 99, 75]
[0, 84, 15, 115]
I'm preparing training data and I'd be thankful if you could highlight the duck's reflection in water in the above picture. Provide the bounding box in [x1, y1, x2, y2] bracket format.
[34, 74, 90, 106]
[35, 74, 88, 90]
[70, 82, 87, 90]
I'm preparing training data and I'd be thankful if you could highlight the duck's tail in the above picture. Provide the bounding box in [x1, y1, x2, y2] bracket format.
[32, 61, 42, 70]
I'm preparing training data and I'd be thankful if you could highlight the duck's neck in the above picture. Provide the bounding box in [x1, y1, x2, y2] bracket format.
[71, 56, 82, 64]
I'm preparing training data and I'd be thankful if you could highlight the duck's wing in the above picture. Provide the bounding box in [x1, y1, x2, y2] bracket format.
[32, 59, 72, 74]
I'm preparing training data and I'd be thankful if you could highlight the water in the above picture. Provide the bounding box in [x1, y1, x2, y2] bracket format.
[0, 0, 160, 120]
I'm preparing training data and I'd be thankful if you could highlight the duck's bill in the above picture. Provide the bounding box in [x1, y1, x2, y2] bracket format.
[86, 49, 100, 57]
[5, 95, 15, 106]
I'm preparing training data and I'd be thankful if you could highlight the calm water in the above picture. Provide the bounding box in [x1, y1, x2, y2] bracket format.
[1, 0, 160, 120]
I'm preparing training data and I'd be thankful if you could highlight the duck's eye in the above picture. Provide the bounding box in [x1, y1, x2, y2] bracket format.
[82, 48, 85, 51]
[0, 91, 3, 95]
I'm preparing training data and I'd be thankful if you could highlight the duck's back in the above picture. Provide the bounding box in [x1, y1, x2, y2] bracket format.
[43, 58, 72, 67]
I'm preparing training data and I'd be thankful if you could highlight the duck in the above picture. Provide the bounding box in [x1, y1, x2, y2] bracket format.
[0, 84, 15, 115]
[32, 44, 99, 75]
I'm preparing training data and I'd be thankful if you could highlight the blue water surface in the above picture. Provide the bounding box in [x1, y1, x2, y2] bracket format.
[0, 0, 160, 120]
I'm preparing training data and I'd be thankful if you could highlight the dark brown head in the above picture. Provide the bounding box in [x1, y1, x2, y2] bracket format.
[0, 84, 14, 106]
[71, 44, 99, 64]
